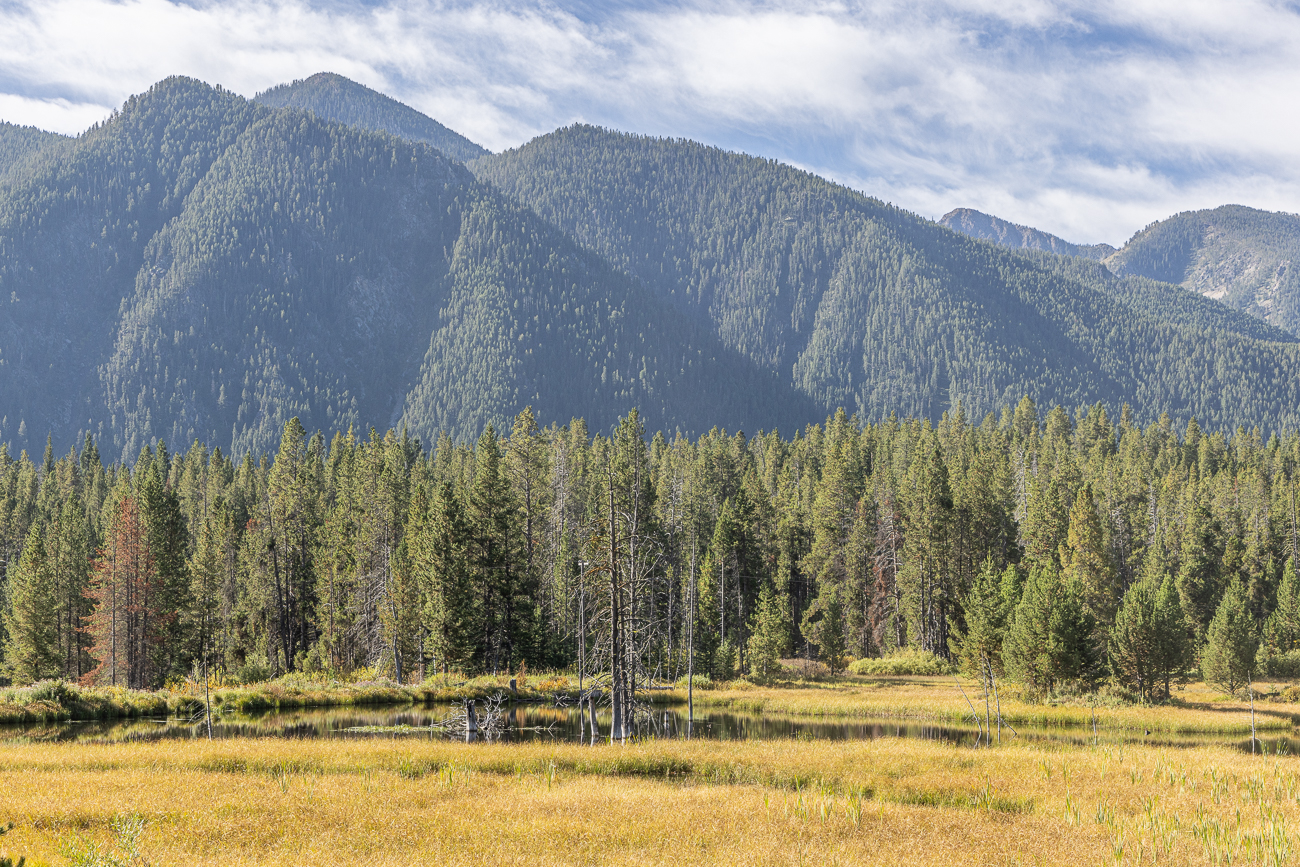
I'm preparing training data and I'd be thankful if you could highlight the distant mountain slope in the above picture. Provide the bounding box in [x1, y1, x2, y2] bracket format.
[0, 78, 819, 459]
[470, 125, 1300, 432]
[1106, 205, 1300, 336]
[940, 208, 1116, 260]
[0, 122, 69, 184]
[254, 72, 489, 163]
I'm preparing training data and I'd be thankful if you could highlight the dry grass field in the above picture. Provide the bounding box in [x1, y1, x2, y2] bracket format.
[0, 732, 1298, 866]
[668, 675, 1300, 734]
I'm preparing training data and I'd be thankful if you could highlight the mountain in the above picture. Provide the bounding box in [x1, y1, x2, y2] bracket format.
[1106, 205, 1300, 336]
[0, 122, 67, 184]
[469, 125, 1300, 433]
[940, 208, 1116, 260]
[254, 72, 489, 163]
[0, 77, 819, 459]
[3, 75, 1300, 461]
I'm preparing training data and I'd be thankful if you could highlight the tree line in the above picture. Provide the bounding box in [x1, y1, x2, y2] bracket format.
[2, 398, 1299, 705]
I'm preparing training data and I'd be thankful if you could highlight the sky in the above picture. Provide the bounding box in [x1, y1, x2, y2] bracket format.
[2, 0, 1298, 245]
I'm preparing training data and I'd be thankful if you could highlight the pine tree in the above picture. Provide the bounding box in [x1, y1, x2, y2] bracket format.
[85, 494, 157, 688]
[949, 561, 1007, 687]
[801, 586, 847, 673]
[468, 425, 520, 673]
[1002, 564, 1097, 695]
[1110, 574, 1191, 701]
[414, 481, 479, 673]
[2, 528, 61, 684]
[1061, 482, 1118, 629]
[900, 442, 953, 654]
[1263, 558, 1300, 651]
[747, 579, 792, 681]
[1151, 576, 1193, 698]
[1201, 579, 1259, 696]
[1177, 483, 1225, 643]
[138, 446, 192, 683]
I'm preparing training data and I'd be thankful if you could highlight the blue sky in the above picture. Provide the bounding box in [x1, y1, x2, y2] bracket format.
[2, 0, 1298, 245]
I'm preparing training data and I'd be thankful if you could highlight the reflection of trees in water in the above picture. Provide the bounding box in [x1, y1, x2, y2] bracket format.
[3, 705, 1287, 754]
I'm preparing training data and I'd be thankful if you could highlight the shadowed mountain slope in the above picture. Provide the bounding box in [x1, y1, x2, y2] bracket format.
[0, 78, 820, 459]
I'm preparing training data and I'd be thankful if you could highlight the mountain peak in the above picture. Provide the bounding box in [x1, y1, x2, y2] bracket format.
[254, 72, 488, 163]
[940, 208, 1117, 261]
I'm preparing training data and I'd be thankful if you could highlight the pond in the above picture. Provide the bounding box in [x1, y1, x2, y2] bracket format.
[3, 702, 1295, 754]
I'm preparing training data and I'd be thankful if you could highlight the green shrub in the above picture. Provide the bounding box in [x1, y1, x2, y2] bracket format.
[235, 653, 273, 685]
[1259, 648, 1300, 679]
[848, 649, 955, 676]
[674, 674, 714, 690]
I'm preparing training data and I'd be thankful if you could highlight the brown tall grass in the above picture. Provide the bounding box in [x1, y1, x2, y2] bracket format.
[1, 733, 1297, 865]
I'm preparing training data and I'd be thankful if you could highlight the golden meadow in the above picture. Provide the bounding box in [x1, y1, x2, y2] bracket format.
[3, 673, 1300, 866]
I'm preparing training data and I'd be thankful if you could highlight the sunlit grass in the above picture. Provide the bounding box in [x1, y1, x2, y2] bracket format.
[667, 676, 1300, 733]
[0, 670, 582, 724]
[3, 734, 1300, 865]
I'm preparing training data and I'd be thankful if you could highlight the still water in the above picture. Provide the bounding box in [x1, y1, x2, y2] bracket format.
[2, 703, 1293, 753]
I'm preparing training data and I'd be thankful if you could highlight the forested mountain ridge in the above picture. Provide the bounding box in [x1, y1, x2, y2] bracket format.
[470, 126, 1300, 433]
[0, 77, 821, 459]
[940, 208, 1116, 260]
[0, 122, 67, 184]
[254, 72, 489, 163]
[941, 204, 1300, 339]
[1105, 205, 1300, 337]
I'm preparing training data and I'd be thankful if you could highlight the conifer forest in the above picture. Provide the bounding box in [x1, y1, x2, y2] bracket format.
[5, 399, 1299, 713]
[8, 63, 1300, 867]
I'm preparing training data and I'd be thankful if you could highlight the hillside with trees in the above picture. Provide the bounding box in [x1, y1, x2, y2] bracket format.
[470, 126, 1300, 433]
[0, 77, 819, 461]
[943, 203, 1300, 340]
[3, 74, 1300, 466]
[1105, 205, 1300, 337]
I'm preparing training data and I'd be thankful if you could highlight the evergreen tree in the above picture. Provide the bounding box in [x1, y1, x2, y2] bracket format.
[1109, 574, 1191, 701]
[900, 443, 953, 654]
[2, 528, 61, 684]
[1002, 565, 1097, 695]
[1201, 579, 1259, 696]
[747, 578, 792, 681]
[949, 561, 1007, 687]
[1263, 557, 1300, 651]
[801, 585, 847, 673]
[468, 426, 522, 672]
[1177, 483, 1225, 643]
[138, 446, 192, 682]
[1061, 482, 1118, 629]
[413, 481, 480, 673]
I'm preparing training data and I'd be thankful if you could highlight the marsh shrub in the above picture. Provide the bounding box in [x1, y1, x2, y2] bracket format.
[849, 650, 954, 677]
[1258, 648, 1300, 679]
[674, 674, 714, 690]
[235, 654, 273, 685]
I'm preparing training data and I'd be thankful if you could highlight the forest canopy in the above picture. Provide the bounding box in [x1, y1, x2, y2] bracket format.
[2, 399, 1297, 706]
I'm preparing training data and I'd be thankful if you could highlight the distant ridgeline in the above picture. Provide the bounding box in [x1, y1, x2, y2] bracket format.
[1, 400, 1297, 707]
[942, 206, 1300, 339]
[1, 74, 1300, 464]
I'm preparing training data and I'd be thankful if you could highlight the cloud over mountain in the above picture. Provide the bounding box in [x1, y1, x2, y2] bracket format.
[3, 0, 1300, 243]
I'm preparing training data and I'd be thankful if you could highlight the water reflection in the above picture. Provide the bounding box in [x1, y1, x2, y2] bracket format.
[2, 704, 1292, 754]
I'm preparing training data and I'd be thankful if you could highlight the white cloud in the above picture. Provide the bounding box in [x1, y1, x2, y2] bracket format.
[2, 0, 1300, 243]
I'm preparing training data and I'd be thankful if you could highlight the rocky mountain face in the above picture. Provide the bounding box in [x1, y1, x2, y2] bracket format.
[941, 205, 1300, 338]
[940, 208, 1116, 260]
